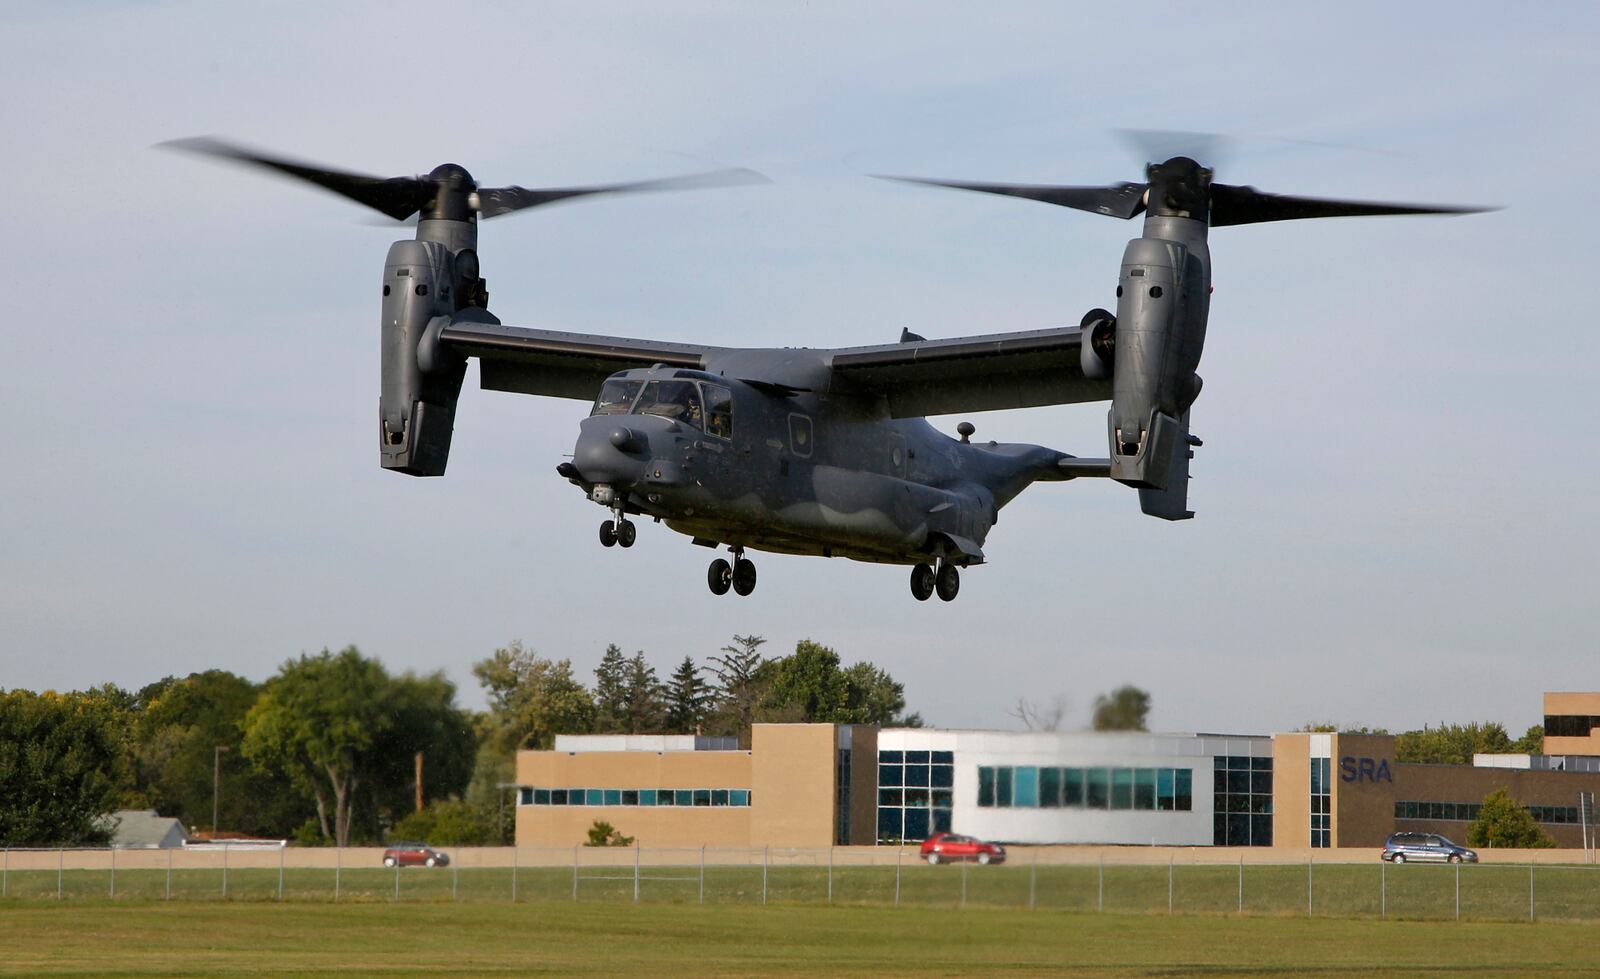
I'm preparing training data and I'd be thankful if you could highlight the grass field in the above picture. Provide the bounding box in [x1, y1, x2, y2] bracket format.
[4, 899, 1600, 977]
[4, 861, 1598, 923]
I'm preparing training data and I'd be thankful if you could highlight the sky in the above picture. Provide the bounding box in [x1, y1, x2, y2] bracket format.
[2, 1, 1597, 737]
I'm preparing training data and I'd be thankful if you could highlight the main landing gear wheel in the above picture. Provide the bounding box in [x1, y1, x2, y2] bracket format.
[708, 559, 732, 595]
[599, 520, 617, 547]
[617, 519, 636, 548]
[732, 558, 757, 596]
[910, 564, 935, 601]
[935, 563, 960, 602]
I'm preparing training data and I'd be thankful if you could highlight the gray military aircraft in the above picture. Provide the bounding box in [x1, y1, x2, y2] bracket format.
[170, 139, 1486, 602]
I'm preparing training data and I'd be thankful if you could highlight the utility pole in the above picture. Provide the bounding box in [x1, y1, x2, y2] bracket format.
[212, 745, 230, 836]
[415, 752, 424, 812]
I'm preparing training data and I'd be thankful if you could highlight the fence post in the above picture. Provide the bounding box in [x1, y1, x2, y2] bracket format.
[335, 845, 341, 902]
[452, 858, 458, 902]
[894, 846, 901, 908]
[223, 844, 229, 901]
[1529, 861, 1534, 921]
[1237, 854, 1243, 914]
[1455, 859, 1460, 921]
[57, 846, 62, 900]
[2, 847, 6, 899]
[699, 846, 705, 905]
[1167, 854, 1173, 914]
[571, 845, 578, 902]
[762, 846, 769, 906]
[1380, 857, 1385, 919]
[394, 848, 400, 901]
[1097, 852, 1103, 912]
[1306, 852, 1312, 918]
[827, 846, 834, 905]
[278, 844, 285, 901]
[1029, 850, 1037, 911]
[960, 855, 967, 910]
[166, 847, 172, 901]
[511, 846, 518, 904]
[632, 842, 640, 905]
[110, 846, 116, 900]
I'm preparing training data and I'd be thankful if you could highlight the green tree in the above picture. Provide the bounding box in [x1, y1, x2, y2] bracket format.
[707, 634, 768, 743]
[584, 820, 635, 847]
[473, 641, 597, 752]
[0, 690, 124, 844]
[1294, 723, 1390, 734]
[593, 644, 629, 733]
[1092, 686, 1150, 731]
[1511, 725, 1544, 755]
[664, 656, 713, 734]
[1396, 722, 1514, 765]
[1466, 788, 1556, 849]
[761, 641, 919, 727]
[620, 652, 666, 734]
[360, 670, 477, 835]
[389, 799, 497, 845]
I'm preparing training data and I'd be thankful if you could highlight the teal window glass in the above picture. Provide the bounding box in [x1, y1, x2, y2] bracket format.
[603, 789, 622, 806]
[1039, 767, 1062, 808]
[1111, 769, 1134, 810]
[692, 789, 710, 807]
[906, 750, 930, 764]
[550, 789, 568, 805]
[1086, 768, 1109, 809]
[931, 751, 954, 764]
[586, 789, 604, 806]
[534, 788, 550, 805]
[1134, 769, 1156, 810]
[712, 789, 729, 806]
[621, 790, 638, 806]
[1156, 768, 1175, 810]
[879, 765, 904, 787]
[977, 766, 995, 807]
[879, 788, 903, 807]
[730, 789, 749, 806]
[1175, 769, 1192, 811]
[657, 789, 675, 806]
[1013, 766, 1039, 807]
[639, 790, 657, 806]
[903, 787, 929, 807]
[675, 789, 693, 806]
[904, 765, 930, 787]
[931, 765, 954, 788]
[931, 789, 953, 808]
[1064, 768, 1084, 807]
[996, 766, 1013, 807]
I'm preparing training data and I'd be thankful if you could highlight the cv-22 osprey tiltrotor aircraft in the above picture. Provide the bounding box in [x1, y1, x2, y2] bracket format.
[169, 138, 1486, 602]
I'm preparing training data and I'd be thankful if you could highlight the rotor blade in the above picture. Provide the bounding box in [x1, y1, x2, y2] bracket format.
[475, 168, 767, 219]
[160, 137, 427, 221]
[875, 175, 1149, 219]
[1209, 183, 1496, 227]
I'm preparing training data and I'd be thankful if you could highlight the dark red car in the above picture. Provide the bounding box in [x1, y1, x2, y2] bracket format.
[382, 842, 449, 868]
[920, 832, 1006, 865]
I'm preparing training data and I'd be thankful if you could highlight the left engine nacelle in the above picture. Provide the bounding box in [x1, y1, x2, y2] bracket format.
[379, 240, 466, 476]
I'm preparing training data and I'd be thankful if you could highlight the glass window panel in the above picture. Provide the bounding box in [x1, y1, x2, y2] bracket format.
[996, 767, 1013, 807]
[1176, 770, 1192, 811]
[1087, 768, 1110, 809]
[1227, 771, 1250, 795]
[676, 790, 693, 806]
[533, 789, 550, 805]
[1252, 757, 1272, 771]
[712, 789, 730, 806]
[977, 767, 995, 807]
[703, 383, 733, 439]
[1252, 815, 1273, 846]
[1228, 756, 1249, 771]
[931, 789, 953, 809]
[693, 790, 711, 807]
[639, 790, 656, 806]
[904, 765, 930, 788]
[1214, 814, 1227, 846]
[933, 809, 952, 833]
[590, 378, 643, 416]
[1228, 792, 1250, 813]
[1214, 756, 1226, 771]
[904, 808, 930, 841]
[1250, 794, 1272, 814]
[1157, 768, 1174, 803]
[879, 788, 903, 807]
[1310, 762, 1323, 794]
[1252, 772, 1272, 794]
[587, 789, 604, 806]
[877, 807, 902, 842]
[1134, 769, 1156, 810]
[730, 789, 749, 806]
[602, 789, 621, 806]
[1214, 771, 1228, 794]
[904, 787, 929, 808]
[1064, 768, 1084, 807]
[621, 790, 638, 806]
[879, 764, 903, 787]
[1014, 766, 1040, 807]
[1227, 813, 1251, 846]
[931, 751, 954, 764]
[657, 789, 675, 806]
[1111, 769, 1134, 810]
[930, 765, 953, 788]
[905, 750, 930, 764]
[550, 789, 567, 805]
[878, 750, 903, 763]
[1039, 767, 1062, 808]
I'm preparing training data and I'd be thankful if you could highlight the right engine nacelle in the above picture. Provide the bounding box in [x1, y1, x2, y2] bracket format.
[1107, 237, 1193, 490]
[379, 240, 466, 476]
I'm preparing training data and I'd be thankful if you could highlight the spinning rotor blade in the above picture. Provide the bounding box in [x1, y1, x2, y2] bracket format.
[162, 137, 428, 220]
[475, 168, 767, 219]
[877, 175, 1148, 219]
[1208, 184, 1493, 226]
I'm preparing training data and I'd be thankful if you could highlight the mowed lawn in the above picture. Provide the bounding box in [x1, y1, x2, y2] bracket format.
[3, 901, 1599, 977]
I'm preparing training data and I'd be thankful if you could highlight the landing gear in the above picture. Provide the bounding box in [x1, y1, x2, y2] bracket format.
[708, 548, 757, 597]
[910, 564, 935, 601]
[935, 562, 960, 602]
[599, 514, 636, 548]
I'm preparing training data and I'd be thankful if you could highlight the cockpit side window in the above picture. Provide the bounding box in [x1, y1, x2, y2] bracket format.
[592, 379, 642, 416]
[635, 380, 705, 429]
[704, 384, 733, 439]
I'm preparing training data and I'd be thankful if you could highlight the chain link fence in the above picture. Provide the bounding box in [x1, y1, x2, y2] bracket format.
[2, 845, 1597, 922]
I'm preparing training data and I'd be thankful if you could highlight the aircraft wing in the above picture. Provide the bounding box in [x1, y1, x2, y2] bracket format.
[827, 327, 1111, 417]
[440, 316, 721, 401]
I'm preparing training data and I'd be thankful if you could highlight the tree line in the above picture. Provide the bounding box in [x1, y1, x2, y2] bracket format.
[0, 635, 918, 847]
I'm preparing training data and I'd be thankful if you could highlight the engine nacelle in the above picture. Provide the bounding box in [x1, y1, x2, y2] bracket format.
[379, 240, 467, 476]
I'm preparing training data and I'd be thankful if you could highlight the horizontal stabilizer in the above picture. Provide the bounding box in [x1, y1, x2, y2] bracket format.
[1057, 457, 1112, 479]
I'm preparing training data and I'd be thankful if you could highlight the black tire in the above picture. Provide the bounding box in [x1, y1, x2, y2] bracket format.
[599, 520, 617, 547]
[1448, 854, 1461, 864]
[617, 520, 637, 548]
[935, 564, 960, 602]
[910, 564, 935, 601]
[732, 559, 757, 596]
[708, 559, 732, 595]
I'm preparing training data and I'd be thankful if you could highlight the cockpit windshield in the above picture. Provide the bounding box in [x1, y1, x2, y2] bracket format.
[591, 379, 643, 416]
[635, 380, 704, 426]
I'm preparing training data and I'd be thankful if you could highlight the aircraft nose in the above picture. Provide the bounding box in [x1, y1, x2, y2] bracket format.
[573, 418, 649, 486]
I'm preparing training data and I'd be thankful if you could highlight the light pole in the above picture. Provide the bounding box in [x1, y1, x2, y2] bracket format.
[213, 745, 230, 837]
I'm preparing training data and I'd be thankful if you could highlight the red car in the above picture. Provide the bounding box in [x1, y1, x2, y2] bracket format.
[920, 832, 1006, 865]
[382, 843, 449, 868]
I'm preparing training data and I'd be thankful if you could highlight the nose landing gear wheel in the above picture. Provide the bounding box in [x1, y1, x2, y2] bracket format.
[599, 520, 617, 547]
[910, 564, 935, 601]
[935, 563, 960, 602]
[708, 559, 732, 595]
[732, 558, 757, 596]
[617, 520, 636, 548]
